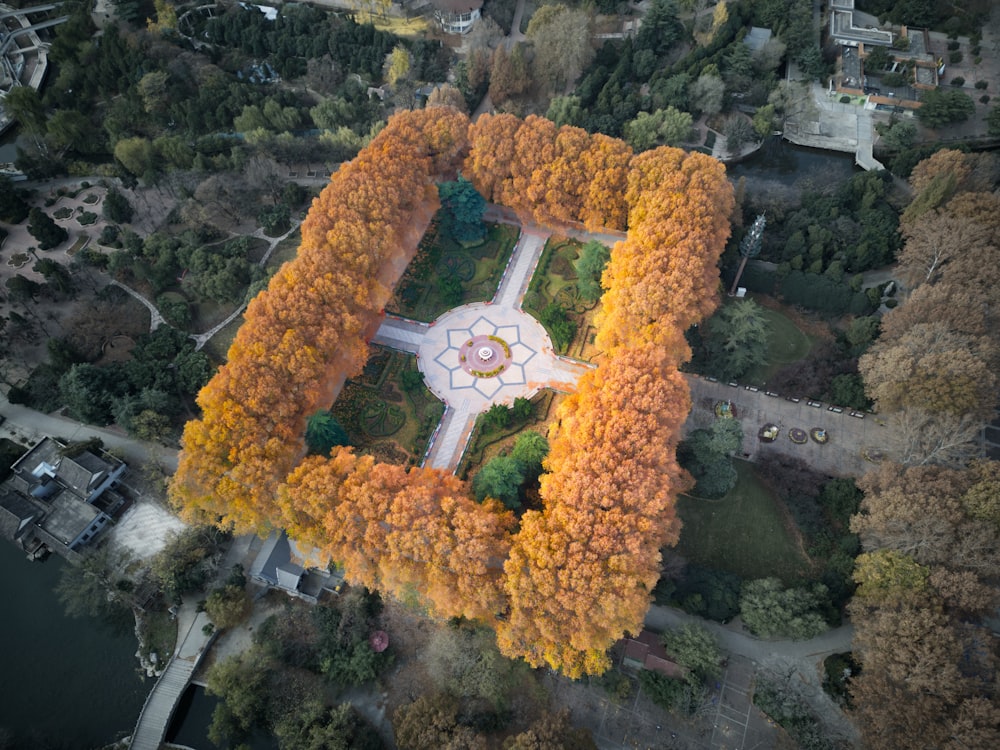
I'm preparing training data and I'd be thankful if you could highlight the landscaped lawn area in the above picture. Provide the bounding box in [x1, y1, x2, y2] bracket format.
[331, 346, 444, 466]
[675, 461, 811, 584]
[522, 236, 602, 359]
[457, 390, 562, 479]
[265, 229, 301, 272]
[387, 221, 518, 322]
[742, 304, 815, 385]
[201, 314, 243, 365]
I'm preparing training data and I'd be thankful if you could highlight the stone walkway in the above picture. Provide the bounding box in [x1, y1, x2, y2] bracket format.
[373, 224, 594, 471]
[128, 599, 214, 750]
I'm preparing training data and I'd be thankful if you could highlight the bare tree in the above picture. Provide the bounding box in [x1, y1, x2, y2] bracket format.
[888, 409, 981, 469]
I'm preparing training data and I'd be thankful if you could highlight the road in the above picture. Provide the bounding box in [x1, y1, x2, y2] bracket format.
[0, 393, 179, 471]
[645, 604, 860, 746]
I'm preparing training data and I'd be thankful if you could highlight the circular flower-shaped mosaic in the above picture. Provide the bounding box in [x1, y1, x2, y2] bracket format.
[459, 334, 512, 378]
[810, 427, 829, 444]
[789, 428, 808, 444]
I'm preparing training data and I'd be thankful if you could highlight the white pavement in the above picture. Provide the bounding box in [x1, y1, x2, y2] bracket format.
[373, 223, 595, 471]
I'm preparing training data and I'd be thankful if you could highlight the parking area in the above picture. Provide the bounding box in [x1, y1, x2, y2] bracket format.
[546, 655, 790, 750]
[685, 376, 880, 478]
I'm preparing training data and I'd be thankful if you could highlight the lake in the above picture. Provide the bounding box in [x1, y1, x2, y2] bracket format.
[0, 542, 148, 749]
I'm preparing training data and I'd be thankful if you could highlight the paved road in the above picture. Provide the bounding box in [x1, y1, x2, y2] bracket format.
[0, 394, 179, 471]
[686, 376, 880, 478]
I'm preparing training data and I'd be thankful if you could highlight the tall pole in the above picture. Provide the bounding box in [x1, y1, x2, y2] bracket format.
[729, 213, 765, 296]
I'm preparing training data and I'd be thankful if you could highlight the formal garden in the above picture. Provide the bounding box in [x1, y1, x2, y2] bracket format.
[386, 220, 518, 322]
[328, 346, 445, 466]
[521, 236, 608, 359]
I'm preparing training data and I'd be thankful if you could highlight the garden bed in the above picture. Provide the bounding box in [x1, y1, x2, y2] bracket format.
[521, 236, 602, 359]
[331, 347, 444, 466]
[387, 221, 517, 322]
[457, 390, 560, 479]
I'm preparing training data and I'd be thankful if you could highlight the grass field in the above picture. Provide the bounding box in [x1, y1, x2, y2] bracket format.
[676, 461, 811, 584]
[742, 305, 815, 385]
[265, 230, 302, 273]
[201, 314, 244, 365]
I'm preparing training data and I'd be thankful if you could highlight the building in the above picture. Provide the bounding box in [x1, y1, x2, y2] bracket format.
[250, 531, 344, 603]
[0, 437, 127, 560]
[431, 0, 481, 35]
[830, 0, 893, 48]
[620, 630, 689, 679]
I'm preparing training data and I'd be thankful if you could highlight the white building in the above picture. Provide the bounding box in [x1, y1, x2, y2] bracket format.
[432, 0, 482, 34]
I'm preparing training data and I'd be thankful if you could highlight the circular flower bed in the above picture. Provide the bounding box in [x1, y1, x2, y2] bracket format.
[759, 423, 779, 442]
[714, 400, 737, 419]
[862, 447, 885, 464]
[810, 428, 829, 444]
[459, 334, 512, 378]
[788, 428, 808, 444]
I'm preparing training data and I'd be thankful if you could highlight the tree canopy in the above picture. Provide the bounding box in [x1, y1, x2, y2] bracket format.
[171, 109, 734, 677]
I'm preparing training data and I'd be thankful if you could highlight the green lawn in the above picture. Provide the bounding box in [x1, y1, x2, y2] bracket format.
[522, 236, 600, 357]
[676, 461, 811, 584]
[201, 314, 244, 365]
[742, 305, 815, 385]
[265, 229, 302, 272]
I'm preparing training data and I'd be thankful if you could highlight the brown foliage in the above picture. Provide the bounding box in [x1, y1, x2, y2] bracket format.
[858, 322, 997, 418]
[173, 110, 734, 677]
[853, 462, 999, 574]
[499, 346, 692, 676]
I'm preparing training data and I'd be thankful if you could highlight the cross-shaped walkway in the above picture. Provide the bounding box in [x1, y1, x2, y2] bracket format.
[372, 226, 594, 471]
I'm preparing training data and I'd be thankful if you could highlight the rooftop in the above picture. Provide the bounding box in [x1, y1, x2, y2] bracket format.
[39, 489, 101, 545]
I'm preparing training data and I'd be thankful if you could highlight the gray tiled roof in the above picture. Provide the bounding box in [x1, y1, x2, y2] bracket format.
[0, 490, 40, 541]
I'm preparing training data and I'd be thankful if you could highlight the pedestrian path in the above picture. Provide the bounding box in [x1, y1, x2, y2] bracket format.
[128, 601, 214, 750]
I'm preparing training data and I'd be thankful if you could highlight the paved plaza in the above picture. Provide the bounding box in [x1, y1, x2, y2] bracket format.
[372, 225, 594, 470]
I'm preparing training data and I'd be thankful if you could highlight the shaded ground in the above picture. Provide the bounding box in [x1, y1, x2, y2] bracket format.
[546, 654, 793, 750]
[676, 462, 812, 584]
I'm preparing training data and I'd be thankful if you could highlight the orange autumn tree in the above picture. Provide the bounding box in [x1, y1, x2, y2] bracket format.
[596, 147, 735, 353]
[279, 452, 514, 623]
[499, 345, 692, 676]
[464, 113, 632, 232]
[172, 108, 735, 677]
[170, 108, 470, 532]
[494, 148, 733, 675]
